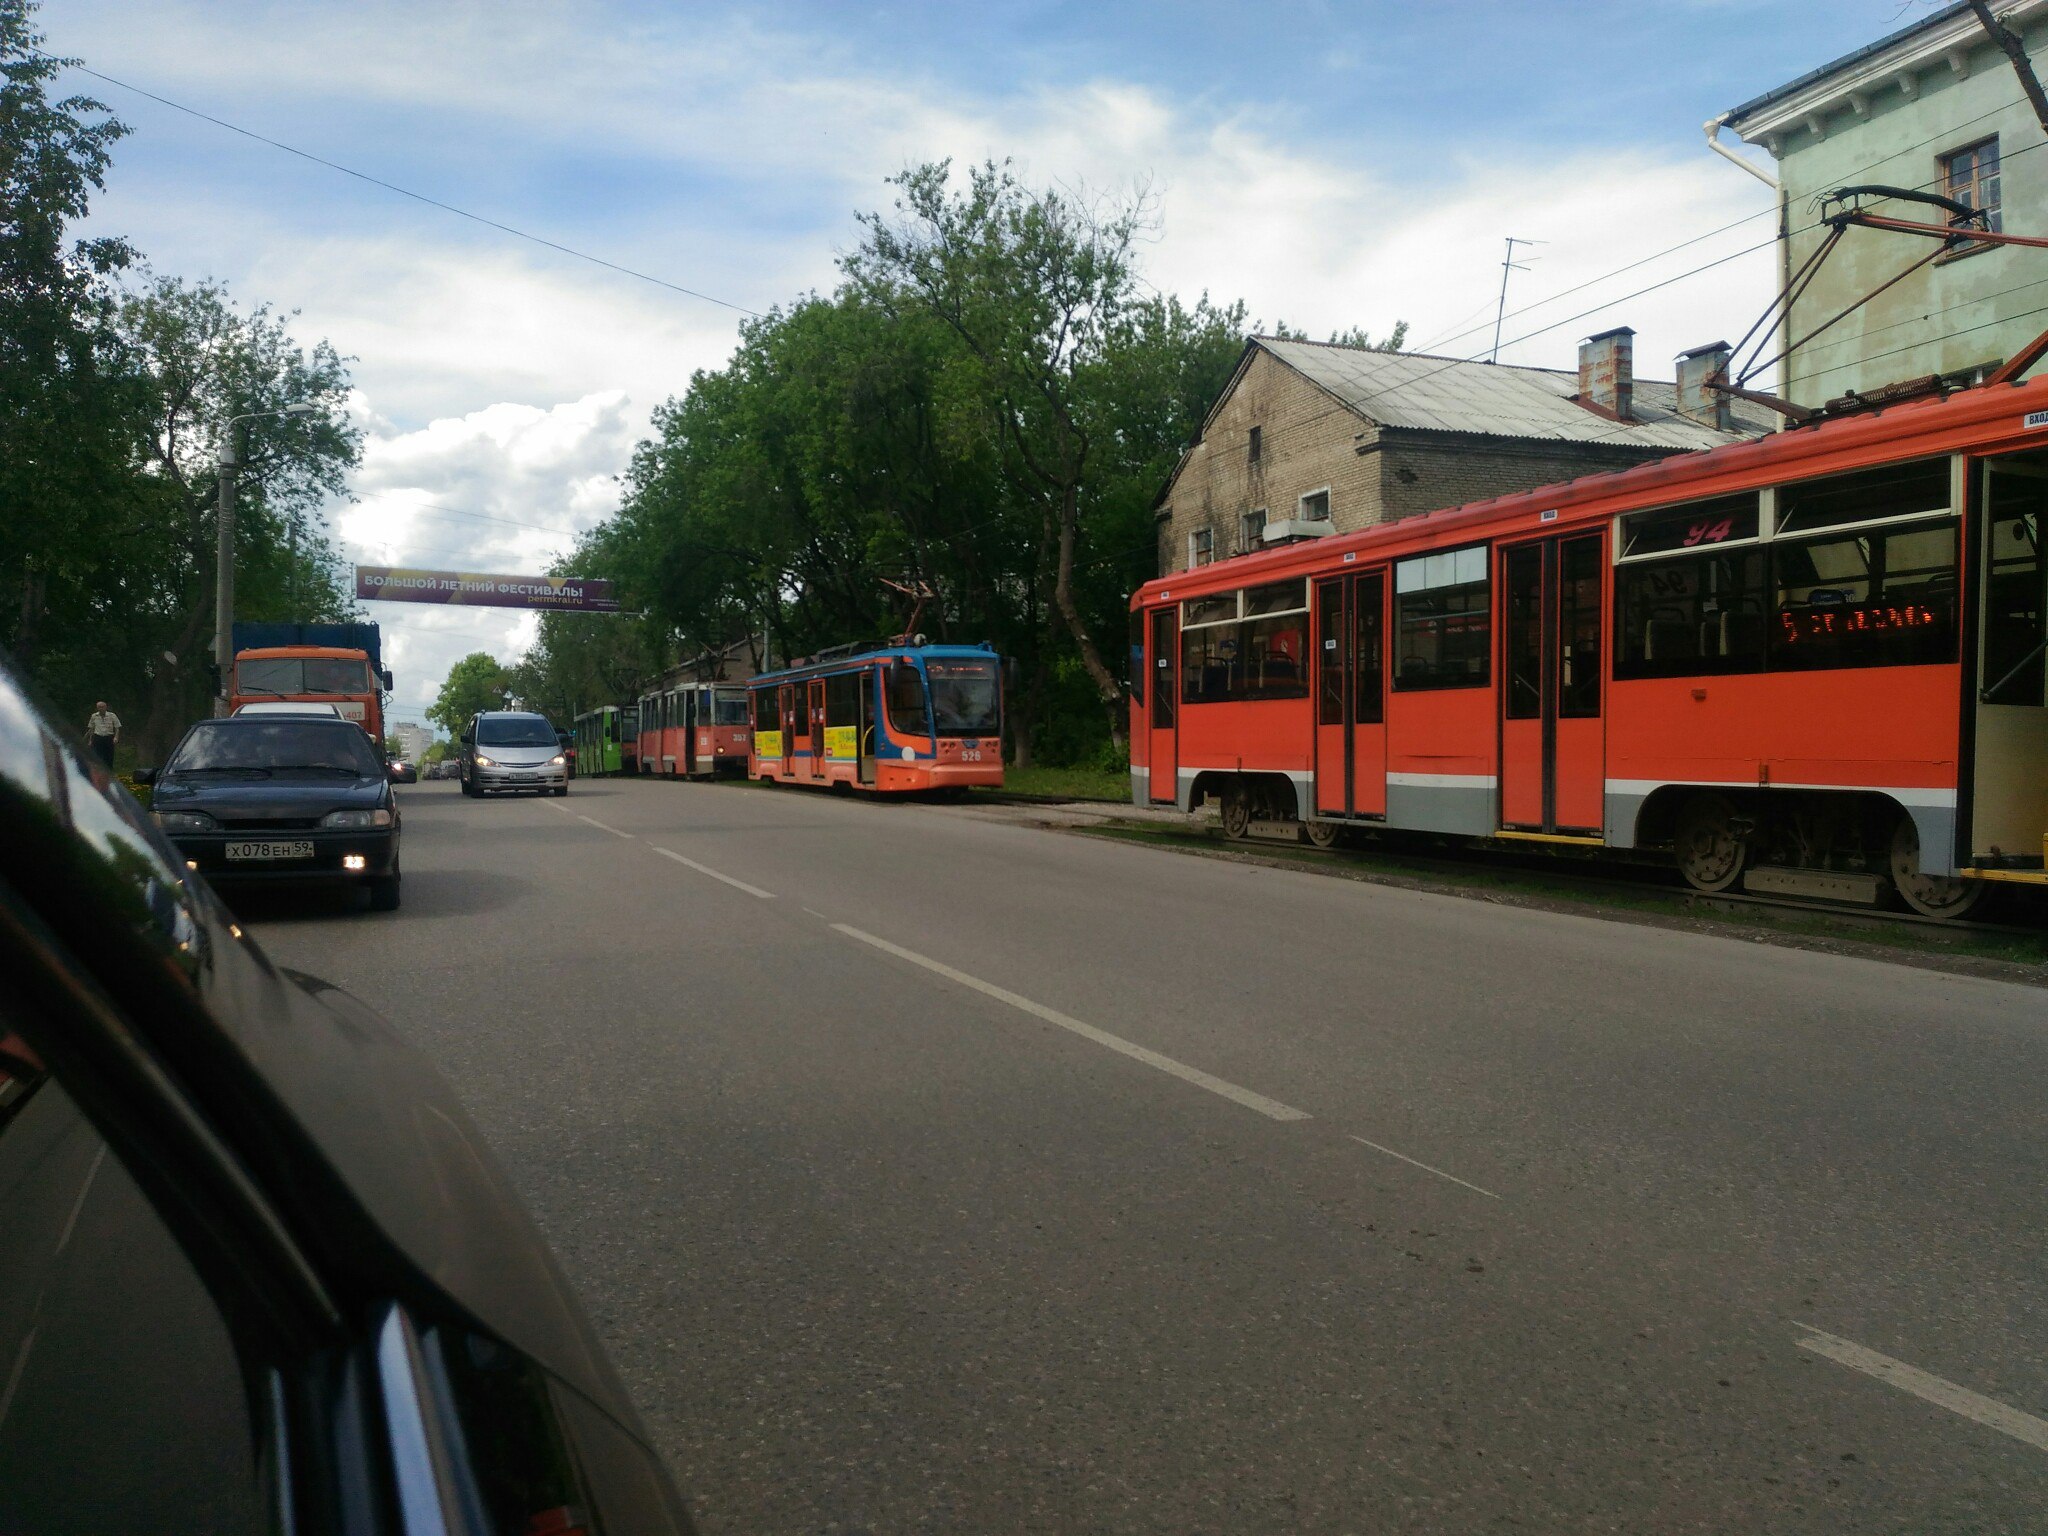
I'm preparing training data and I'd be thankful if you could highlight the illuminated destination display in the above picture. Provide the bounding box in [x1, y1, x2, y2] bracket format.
[1777, 602, 1942, 643]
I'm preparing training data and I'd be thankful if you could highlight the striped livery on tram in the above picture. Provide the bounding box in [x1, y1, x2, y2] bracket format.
[749, 642, 1005, 794]
[1129, 376, 2048, 919]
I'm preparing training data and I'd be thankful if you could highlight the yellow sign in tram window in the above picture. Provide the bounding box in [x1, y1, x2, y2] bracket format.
[755, 730, 783, 759]
[824, 725, 858, 759]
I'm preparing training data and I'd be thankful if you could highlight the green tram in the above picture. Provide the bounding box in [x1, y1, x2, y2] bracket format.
[572, 705, 634, 776]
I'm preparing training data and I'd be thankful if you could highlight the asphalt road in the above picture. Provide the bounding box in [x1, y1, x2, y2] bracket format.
[244, 775, 2048, 1534]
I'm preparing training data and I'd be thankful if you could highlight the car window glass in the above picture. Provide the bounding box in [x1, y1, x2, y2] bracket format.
[0, 1013, 265, 1534]
[0, 684, 53, 806]
[57, 749, 206, 967]
[167, 720, 380, 775]
[475, 717, 558, 748]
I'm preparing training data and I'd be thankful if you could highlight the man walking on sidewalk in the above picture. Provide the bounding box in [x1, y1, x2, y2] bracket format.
[84, 701, 121, 769]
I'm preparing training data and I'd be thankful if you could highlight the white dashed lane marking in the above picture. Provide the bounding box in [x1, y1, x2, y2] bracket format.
[649, 846, 775, 900]
[831, 924, 1311, 1123]
[1347, 1135, 1500, 1200]
[1794, 1325, 2048, 1454]
[576, 814, 634, 839]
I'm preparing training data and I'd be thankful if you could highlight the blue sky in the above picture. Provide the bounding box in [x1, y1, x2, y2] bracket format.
[44, 0, 1938, 725]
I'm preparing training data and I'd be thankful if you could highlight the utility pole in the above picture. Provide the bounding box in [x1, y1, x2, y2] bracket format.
[213, 423, 241, 717]
[214, 402, 319, 716]
[1489, 237, 1542, 364]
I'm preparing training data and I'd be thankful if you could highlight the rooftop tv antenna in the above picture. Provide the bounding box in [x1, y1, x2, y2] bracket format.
[1489, 237, 1543, 364]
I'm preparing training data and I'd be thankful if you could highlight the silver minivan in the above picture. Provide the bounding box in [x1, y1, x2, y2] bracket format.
[460, 711, 569, 797]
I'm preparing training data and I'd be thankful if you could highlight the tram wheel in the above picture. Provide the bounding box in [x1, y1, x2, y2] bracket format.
[1303, 818, 1344, 850]
[1889, 815, 1986, 920]
[1220, 788, 1252, 841]
[1674, 792, 1746, 893]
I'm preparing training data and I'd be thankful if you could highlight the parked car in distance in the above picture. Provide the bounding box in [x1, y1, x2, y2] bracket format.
[0, 659, 695, 1534]
[461, 711, 569, 797]
[141, 714, 403, 911]
[387, 759, 418, 784]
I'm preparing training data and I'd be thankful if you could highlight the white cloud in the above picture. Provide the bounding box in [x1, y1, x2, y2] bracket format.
[56, 0, 1781, 723]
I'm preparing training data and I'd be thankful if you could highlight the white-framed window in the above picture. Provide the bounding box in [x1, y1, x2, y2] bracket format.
[1299, 487, 1331, 522]
[1188, 527, 1214, 568]
[1941, 136, 2001, 235]
[1240, 508, 1267, 553]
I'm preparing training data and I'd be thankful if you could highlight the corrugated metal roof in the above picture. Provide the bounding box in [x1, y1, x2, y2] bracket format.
[1258, 336, 1772, 449]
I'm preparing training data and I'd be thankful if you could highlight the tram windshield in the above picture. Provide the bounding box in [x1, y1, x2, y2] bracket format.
[713, 689, 750, 726]
[927, 659, 1000, 736]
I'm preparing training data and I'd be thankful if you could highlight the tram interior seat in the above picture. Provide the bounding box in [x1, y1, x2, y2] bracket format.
[1716, 605, 1764, 659]
[1644, 609, 1697, 662]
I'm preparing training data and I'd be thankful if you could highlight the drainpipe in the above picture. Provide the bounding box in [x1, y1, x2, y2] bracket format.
[1706, 113, 1794, 402]
[1704, 113, 1778, 187]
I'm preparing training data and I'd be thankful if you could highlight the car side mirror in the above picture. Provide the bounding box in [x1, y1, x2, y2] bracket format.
[132, 767, 157, 786]
[380, 669, 394, 691]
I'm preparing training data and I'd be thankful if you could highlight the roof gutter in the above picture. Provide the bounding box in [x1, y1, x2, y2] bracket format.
[1704, 113, 1778, 187]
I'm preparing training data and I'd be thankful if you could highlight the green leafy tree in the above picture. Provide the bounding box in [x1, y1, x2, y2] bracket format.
[115, 275, 361, 756]
[0, 0, 140, 671]
[428, 651, 513, 736]
[849, 161, 1150, 749]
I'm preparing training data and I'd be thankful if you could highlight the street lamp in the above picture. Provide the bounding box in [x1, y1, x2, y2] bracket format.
[214, 403, 320, 715]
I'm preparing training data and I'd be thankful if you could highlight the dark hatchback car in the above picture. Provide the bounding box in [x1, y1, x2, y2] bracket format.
[144, 715, 403, 911]
[0, 665, 695, 1533]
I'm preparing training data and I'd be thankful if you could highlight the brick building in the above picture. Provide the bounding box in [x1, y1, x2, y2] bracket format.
[1154, 333, 1771, 576]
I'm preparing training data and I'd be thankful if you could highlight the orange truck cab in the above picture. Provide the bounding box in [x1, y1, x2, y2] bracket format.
[231, 645, 389, 744]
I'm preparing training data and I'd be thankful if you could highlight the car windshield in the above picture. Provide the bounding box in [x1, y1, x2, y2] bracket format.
[166, 719, 381, 776]
[714, 690, 749, 726]
[927, 659, 1001, 735]
[237, 656, 372, 694]
[476, 716, 558, 747]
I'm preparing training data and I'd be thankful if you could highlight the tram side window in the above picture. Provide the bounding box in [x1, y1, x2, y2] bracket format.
[1180, 582, 1309, 703]
[1392, 547, 1489, 691]
[1614, 549, 1765, 679]
[886, 662, 930, 737]
[1769, 520, 1958, 671]
[752, 689, 779, 732]
[825, 670, 860, 729]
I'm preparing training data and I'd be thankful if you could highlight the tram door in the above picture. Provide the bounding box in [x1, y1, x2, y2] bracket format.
[1313, 571, 1388, 817]
[1500, 533, 1605, 834]
[859, 667, 878, 784]
[805, 680, 827, 779]
[1147, 607, 1178, 804]
[777, 686, 795, 775]
[1970, 452, 2048, 863]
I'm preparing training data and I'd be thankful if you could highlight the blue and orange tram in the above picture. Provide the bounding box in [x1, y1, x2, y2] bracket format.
[748, 642, 1005, 794]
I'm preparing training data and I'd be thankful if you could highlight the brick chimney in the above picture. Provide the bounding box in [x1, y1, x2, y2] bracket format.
[1674, 341, 1733, 431]
[1577, 326, 1635, 421]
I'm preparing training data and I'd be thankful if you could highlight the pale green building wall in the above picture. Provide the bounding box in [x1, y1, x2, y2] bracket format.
[1734, 15, 2047, 405]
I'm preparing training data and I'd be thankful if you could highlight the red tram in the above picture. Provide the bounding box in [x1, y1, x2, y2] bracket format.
[637, 681, 752, 777]
[748, 642, 1005, 794]
[1129, 376, 2048, 919]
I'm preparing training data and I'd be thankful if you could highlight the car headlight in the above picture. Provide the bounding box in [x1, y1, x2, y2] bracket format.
[321, 808, 394, 830]
[473, 754, 497, 767]
[550, 754, 566, 765]
[153, 810, 218, 832]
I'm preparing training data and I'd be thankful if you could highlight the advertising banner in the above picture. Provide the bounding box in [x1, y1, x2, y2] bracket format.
[355, 566, 621, 612]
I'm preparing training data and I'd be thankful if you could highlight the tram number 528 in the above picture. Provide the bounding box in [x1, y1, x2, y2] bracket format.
[960, 747, 983, 762]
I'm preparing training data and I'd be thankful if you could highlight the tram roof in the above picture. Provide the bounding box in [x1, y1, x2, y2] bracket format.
[748, 642, 999, 686]
[1135, 371, 2048, 606]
